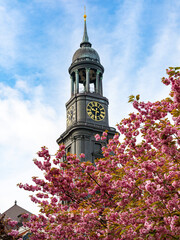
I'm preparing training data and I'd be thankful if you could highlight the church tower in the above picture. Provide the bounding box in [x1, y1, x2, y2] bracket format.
[57, 15, 116, 162]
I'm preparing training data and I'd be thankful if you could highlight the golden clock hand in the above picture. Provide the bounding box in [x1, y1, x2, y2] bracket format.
[92, 107, 99, 113]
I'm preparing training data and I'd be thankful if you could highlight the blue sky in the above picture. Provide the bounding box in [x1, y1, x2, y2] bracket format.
[0, 0, 180, 214]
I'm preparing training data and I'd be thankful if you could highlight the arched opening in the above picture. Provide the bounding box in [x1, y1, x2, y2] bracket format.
[79, 68, 86, 93]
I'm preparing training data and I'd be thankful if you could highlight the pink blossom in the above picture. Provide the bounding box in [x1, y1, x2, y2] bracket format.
[8, 230, 19, 237]
[101, 136, 107, 140]
[94, 134, 100, 141]
[7, 220, 18, 227]
[80, 153, 85, 158]
[21, 213, 29, 218]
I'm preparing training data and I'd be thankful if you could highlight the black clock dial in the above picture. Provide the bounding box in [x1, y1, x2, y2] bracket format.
[67, 105, 75, 126]
[86, 101, 105, 121]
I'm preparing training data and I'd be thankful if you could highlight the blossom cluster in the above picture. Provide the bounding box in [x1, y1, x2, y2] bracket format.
[13, 68, 180, 239]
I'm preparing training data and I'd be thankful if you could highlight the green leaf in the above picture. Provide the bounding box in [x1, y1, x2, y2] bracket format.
[128, 95, 135, 103]
[136, 94, 140, 101]
[169, 70, 175, 75]
[135, 224, 143, 232]
[119, 225, 131, 235]
[119, 229, 126, 235]
[171, 109, 180, 117]
[165, 97, 172, 102]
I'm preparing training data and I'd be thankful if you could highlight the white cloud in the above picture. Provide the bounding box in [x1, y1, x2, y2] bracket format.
[0, 81, 63, 154]
[0, 169, 42, 215]
[15, 80, 30, 92]
[0, 81, 65, 213]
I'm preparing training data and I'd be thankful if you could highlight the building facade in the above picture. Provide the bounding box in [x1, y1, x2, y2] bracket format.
[57, 15, 116, 162]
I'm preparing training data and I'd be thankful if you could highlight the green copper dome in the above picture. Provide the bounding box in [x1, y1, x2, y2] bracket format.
[72, 47, 100, 63]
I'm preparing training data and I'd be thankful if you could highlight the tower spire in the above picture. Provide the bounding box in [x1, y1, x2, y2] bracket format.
[80, 7, 91, 47]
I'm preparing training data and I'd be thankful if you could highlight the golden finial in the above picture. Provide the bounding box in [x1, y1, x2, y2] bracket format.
[84, 6, 87, 20]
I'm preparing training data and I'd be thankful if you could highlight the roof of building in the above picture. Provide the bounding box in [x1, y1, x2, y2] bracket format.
[3, 201, 32, 221]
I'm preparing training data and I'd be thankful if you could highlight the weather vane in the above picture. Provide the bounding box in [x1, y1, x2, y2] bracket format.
[84, 6, 87, 21]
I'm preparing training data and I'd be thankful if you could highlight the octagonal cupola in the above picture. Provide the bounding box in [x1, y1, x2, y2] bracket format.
[69, 14, 104, 96]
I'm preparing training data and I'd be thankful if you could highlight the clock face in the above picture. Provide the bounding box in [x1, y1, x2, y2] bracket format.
[67, 105, 75, 126]
[86, 101, 105, 121]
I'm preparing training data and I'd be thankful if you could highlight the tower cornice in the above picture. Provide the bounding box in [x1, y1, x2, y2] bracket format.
[65, 92, 109, 107]
[57, 123, 116, 145]
[69, 60, 104, 74]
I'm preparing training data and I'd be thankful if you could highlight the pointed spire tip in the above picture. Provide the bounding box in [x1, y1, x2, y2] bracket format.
[84, 6, 87, 21]
[80, 6, 91, 47]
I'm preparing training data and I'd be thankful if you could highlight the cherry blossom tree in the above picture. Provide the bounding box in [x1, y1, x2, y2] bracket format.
[10, 67, 180, 239]
[0, 214, 19, 240]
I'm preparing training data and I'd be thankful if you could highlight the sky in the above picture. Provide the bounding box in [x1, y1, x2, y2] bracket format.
[0, 0, 180, 215]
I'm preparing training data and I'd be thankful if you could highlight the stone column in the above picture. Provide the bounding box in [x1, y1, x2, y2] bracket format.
[100, 75, 103, 95]
[85, 68, 90, 92]
[70, 75, 74, 96]
[76, 135, 82, 158]
[96, 70, 100, 93]
[75, 70, 79, 94]
[71, 137, 76, 155]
